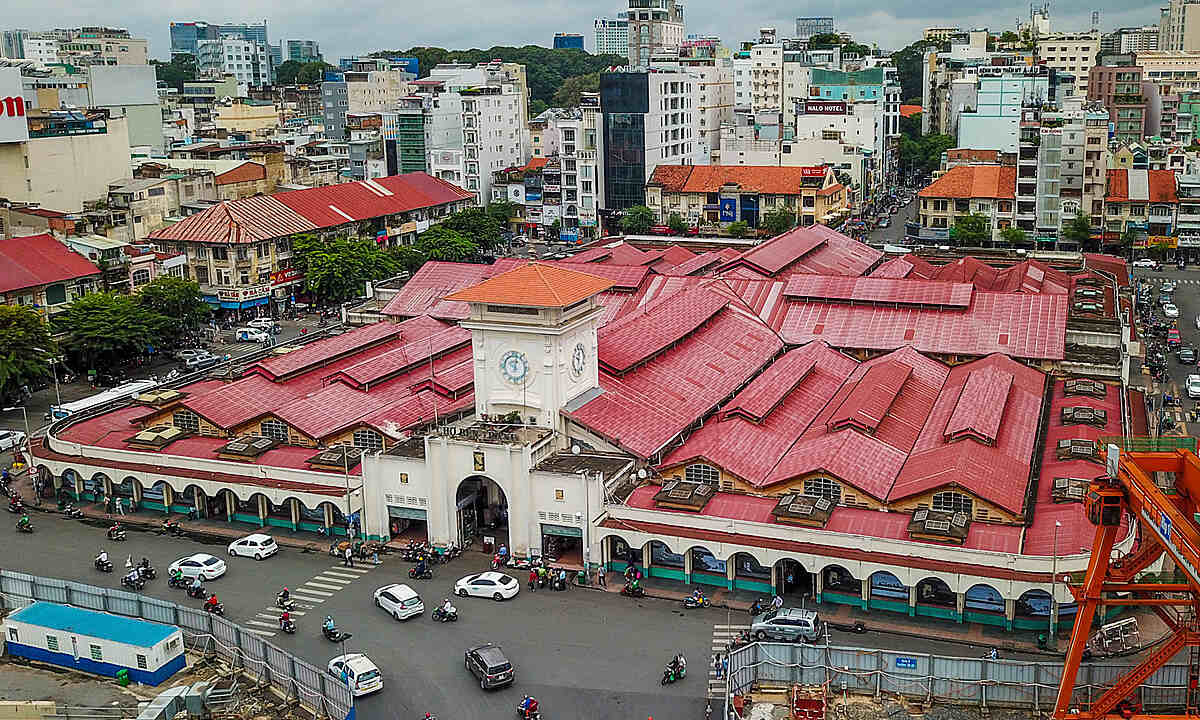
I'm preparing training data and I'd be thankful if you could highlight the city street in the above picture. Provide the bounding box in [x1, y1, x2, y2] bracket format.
[1133, 265, 1200, 435]
[864, 193, 920, 247]
[0, 512, 1030, 720]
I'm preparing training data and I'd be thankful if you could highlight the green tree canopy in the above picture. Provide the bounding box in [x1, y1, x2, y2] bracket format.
[57, 293, 168, 371]
[1000, 226, 1027, 244]
[727, 221, 750, 239]
[952, 213, 991, 245]
[274, 60, 304, 85]
[900, 132, 956, 177]
[137, 276, 210, 343]
[667, 212, 688, 234]
[890, 39, 937, 104]
[300, 236, 402, 305]
[0, 306, 55, 402]
[416, 226, 479, 262]
[807, 33, 872, 56]
[442, 207, 504, 253]
[486, 200, 518, 229]
[151, 54, 197, 92]
[761, 208, 796, 237]
[552, 72, 601, 108]
[999, 31, 1020, 43]
[621, 205, 656, 235]
[1061, 211, 1093, 248]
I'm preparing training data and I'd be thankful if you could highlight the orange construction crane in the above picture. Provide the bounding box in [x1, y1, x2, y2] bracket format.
[1055, 448, 1200, 720]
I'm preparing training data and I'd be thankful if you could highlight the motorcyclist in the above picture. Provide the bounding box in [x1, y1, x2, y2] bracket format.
[441, 597, 453, 615]
[123, 568, 141, 586]
[17, 514, 30, 529]
[278, 586, 290, 604]
[139, 557, 151, 571]
[519, 695, 539, 719]
[323, 615, 336, 634]
[690, 588, 705, 602]
[108, 522, 122, 537]
[676, 652, 687, 675]
[414, 557, 428, 577]
[189, 575, 203, 593]
[497, 544, 509, 562]
[95, 549, 109, 566]
[169, 567, 182, 583]
[204, 593, 219, 611]
[279, 610, 292, 629]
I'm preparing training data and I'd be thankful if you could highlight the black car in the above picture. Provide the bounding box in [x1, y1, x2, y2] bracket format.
[465, 643, 514, 690]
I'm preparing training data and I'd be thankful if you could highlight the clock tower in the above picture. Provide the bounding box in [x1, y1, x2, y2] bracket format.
[444, 262, 613, 431]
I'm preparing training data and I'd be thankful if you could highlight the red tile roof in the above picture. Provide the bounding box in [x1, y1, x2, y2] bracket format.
[598, 284, 730, 373]
[649, 164, 831, 195]
[148, 196, 317, 244]
[779, 290, 1068, 360]
[380, 261, 496, 320]
[248, 321, 405, 381]
[918, 165, 1016, 200]
[491, 257, 651, 290]
[719, 225, 883, 278]
[828, 360, 912, 433]
[1083, 253, 1131, 287]
[722, 348, 819, 423]
[671, 251, 726, 276]
[1104, 169, 1177, 203]
[784, 275, 974, 308]
[868, 257, 916, 279]
[326, 325, 470, 389]
[943, 365, 1013, 443]
[0, 234, 101, 294]
[444, 262, 615, 307]
[899, 104, 923, 118]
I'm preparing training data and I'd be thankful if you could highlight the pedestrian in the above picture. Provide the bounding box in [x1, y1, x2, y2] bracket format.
[771, 593, 783, 611]
[721, 656, 728, 678]
[528, 567, 538, 592]
[116, 497, 126, 516]
[713, 653, 722, 679]
[372, 547, 380, 565]
[343, 546, 353, 567]
[597, 566, 607, 588]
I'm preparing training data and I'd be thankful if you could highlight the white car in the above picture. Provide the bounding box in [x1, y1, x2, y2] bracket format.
[169, 553, 227, 580]
[1190, 375, 1200, 399]
[1164, 303, 1180, 318]
[247, 318, 280, 333]
[454, 571, 520, 601]
[327, 653, 383, 697]
[0, 429, 27, 452]
[373, 583, 424, 620]
[227, 533, 278, 560]
[1132, 258, 1159, 268]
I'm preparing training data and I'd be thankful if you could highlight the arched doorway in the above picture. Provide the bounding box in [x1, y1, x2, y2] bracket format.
[84, 472, 109, 503]
[868, 570, 908, 612]
[914, 577, 957, 620]
[688, 546, 725, 588]
[774, 558, 813, 601]
[964, 583, 1005, 627]
[605, 535, 642, 574]
[821, 565, 862, 606]
[1016, 589, 1053, 630]
[456, 476, 508, 553]
[732, 552, 772, 594]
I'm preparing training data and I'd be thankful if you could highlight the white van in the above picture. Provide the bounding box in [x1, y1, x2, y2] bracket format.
[235, 328, 269, 342]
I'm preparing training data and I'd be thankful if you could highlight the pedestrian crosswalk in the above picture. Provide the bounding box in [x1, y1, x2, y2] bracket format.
[708, 624, 748, 699]
[240, 563, 377, 637]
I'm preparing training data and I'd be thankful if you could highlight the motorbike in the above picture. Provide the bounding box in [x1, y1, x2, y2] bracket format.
[437, 543, 462, 563]
[279, 617, 297, 634]
[186, 584, 207, 599]
[94, 556, 114, 573]
[204, 602, 225, 616]
[60, 503, 84, 519]
[167, 574, 188, 588]
[431, 605, 458, 623]
[107, 526, 127, 541]
[160, 520, 183, 536]
[322, 626, 352, 642]
[277, 593, 296, 611]
[15, 521, 33, 533]
[408, 565, 433, 580]
[661, 663, 686, 685]
[621, 583, 645, 598]
[749, 597, 767, 615]
[121, 575, 145, 591]
[726, 629, 752, 652]
[138, 565, 156, 581]
[7, 500, 23, 514]
[550, 572, 568, 591]
[683, 595, 711, 609]
[516, 702, 541, 720]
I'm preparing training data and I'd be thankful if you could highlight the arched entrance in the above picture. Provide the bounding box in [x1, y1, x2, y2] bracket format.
[456, 476, 508, 553]
[821, 565, 862, 606]
[774, 558, 813, 601]
[914, 577, 957, 620]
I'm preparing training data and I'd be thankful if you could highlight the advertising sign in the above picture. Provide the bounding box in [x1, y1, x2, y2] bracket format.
[0, 68, 29, 144]
[508, 185, 525, 204]
[217, 284, 270, 302]
[270, 268, 303, 286]
[801, 167, 828, 178]
[719, 198, 737, 222]
[801, 100, 847, 115]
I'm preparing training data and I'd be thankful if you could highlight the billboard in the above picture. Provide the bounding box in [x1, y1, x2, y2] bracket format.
[0, 68, 29, 144]
[719, 198, 737, 222]
[390, 57, 419, 76]
[800, 99, 846, 115]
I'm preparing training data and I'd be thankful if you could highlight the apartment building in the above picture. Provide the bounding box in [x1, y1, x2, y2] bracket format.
[646, 164, 848, 229]
[1177, 173, 1200, 256]
[104, 172, 218, 243]
[1104, 168, 1178, 238]
[460, 86, 524, 204]
[956, 66, 1054, 154]
[1036, 32, 1100, 97]
[56, 27, 148, 66]
[918, 165, 1016, 242]
[1137, 51, 1200, 94]
[594, 17, 630, 57]
[1159, 0, 1200, 52]
[1088, 62, 1148, 143]
[627, 0, 685, 67]
[283, 39, 321, 63]
[196, 35, 271, 88]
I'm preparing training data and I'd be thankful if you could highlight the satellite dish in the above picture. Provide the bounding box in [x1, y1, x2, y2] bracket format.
[571, 444, 580, 455]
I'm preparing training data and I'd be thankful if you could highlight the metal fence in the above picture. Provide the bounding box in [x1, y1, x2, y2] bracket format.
[0, 570, 353, 720]
[727, 642, 1189, 714]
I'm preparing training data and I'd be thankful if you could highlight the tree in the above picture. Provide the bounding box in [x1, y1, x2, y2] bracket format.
[1061, 211, 1093, 248]
[552, 72, 601, 108]
[295, 61, 336, 85]
[0, 306, 54, 403]
[1000, 227, 1027, 244]
[890, 39, 936, 104]
[620, 205, 655, 235]
[727, 221, 749, 239]
[137, 276, 210, 345]
[548, 219, 562, 238]
[151, 54, 197, 92]
[486, 200, 518, 231]
[57, 293, 169, 372]
[667, 212, 688, 235]
[528, 99, 548, 118]
[807, 33, 871, 56]
[761, 208, 796, 237]
[300, 237, 402, 305]
[416, 226, 478, 262]
[274, 60, 305, 85]
[392, 246, 427, 275]
[999, 31, 1020, 43]
[442, 207, 504, 253]
[952, 213, 991, 245]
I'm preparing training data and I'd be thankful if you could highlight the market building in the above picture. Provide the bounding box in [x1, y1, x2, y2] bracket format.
[32, 226, 1137, 634]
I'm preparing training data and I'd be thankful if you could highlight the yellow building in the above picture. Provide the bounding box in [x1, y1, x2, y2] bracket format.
[214, 100, 280, 137]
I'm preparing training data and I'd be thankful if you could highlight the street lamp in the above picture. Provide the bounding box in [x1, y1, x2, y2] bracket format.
[2, 405, 32, 489]
[30, 347, 61, 409]
[1050, 519, 1062, 637]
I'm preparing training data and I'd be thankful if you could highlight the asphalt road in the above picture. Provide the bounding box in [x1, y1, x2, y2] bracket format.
[1133, 265, 1200, 427]
[0, 513, 1035, 720]
[864, 195, 920, 247]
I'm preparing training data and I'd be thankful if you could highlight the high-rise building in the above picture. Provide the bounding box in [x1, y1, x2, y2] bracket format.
[1159, 0, 1200, 52]
[56, 27, 148, 66]
[196, 36, 271, 87]
[171, 20, 268, 55]
[626, 0, 685, 68]
[554, 33, 585, 50]
[1036, 31, 1100, 97]
[594, 17, 629, 56]
[284, 39, 321, 63]
[795, 17, 834, 41]
[1, 29, 29, 60]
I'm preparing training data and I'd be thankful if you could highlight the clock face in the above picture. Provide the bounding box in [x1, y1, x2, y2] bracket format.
[571, 342, 587, 378]
[499, 350, 529, 385]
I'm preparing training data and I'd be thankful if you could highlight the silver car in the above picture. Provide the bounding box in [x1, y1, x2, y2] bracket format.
[750, 607, 823, 642]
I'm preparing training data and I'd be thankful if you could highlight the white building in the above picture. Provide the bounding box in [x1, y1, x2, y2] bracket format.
[1036, 31, 1100, 97]
[732, 53, 752, 111]
[462, 87, 523, 204]
[594, 17, 630, 57]
[196, 35, 270, 87]
[956, 67, 1053, 154]
[23, 36, 59, 65]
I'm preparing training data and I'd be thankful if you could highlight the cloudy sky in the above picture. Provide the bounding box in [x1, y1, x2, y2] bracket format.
[7, 0, 1161, 60]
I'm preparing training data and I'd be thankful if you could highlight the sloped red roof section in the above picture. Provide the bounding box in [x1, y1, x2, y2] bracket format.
[445, 262, 614, 307]
[274, 173, 472, 227]
[943, 365, 1013, 443]
[0, 234, 101, 294]
[784, 275, 974, 308]
[828, 360, 912, 433]
[248, 322, 405, 381]
[722, 348, 819, 423]
[918, 165, 1015, 199]
[148, 196, 317, 244]
[380, 261, 496, 320]
[598, 284, 729, 373]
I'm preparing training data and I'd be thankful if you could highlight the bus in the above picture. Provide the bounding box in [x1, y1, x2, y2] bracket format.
[47, 380, 158, 421]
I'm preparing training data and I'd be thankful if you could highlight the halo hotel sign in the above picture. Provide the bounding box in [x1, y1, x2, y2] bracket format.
[0, 68, 29, 143]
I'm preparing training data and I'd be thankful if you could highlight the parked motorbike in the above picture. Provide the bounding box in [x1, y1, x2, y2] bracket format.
[683, 595, 711, 609]
[6, 499, 23, 514]
[168, 574, 188, 588]
[121, 575, 145, 591]
[726, 629, 752, 652]
[60, 503, 84, 519]
[408, 565, 433, 580]
[322, 626, 351, 642]
[749, 597, 767, 615]
[107, 525, 127, 541]
[431, 605, 458, 623]
[94, 556, 114, 573]
[160, 519, 183, 536]
[138, 565, 157, 581]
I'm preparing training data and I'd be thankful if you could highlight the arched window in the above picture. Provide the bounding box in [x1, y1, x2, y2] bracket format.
[352, 429, 383, 450]
[803, 476, 841, 504]
[260, 418, 289, 443]
[172, 409, 199, 433]
[685, 463, 719, 485]
[932, 491, 973, 515]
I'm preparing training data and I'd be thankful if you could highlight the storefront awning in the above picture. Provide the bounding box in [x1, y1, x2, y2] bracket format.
[388, 505, 427, 521]
[541, 523, 582, 538]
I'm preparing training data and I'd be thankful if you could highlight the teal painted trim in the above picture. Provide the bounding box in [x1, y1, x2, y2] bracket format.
[648, 567, 686, 582]
[1013, 617, 1051, 631]
[692, 573, 726, 588]
[169, 504, 192, 515]
[822, 591, 861, 607]
[81, 492, 96, 501]
[367, 533, 386, 542]
[733, 578, 774, 593]
[298, 521, 327, 533]
[141, 501, 166, 511]
[265, 517, 295, 530]
[868, 598, 910, 614]
[232, 513, 263, 525]
[915, 605, 959, 621]
[964, 611, 1007, 628]
[607, 561, 630, 573]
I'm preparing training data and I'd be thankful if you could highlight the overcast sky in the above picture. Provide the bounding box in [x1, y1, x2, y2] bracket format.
[6, 1, 1161, 61]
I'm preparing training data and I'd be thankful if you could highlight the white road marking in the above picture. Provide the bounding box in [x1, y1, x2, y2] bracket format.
[304, 581, 344, 591]
[242, 627, 276, 637]
[312, 575, 353, 585]
[321, 570, 362, 579]
[296, 586, 335, 596]
[291, 595, 326, 603]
